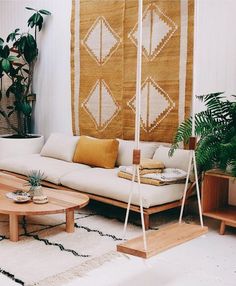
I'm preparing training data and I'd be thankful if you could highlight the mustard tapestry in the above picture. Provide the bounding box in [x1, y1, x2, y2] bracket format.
[71, 0, 194, 142]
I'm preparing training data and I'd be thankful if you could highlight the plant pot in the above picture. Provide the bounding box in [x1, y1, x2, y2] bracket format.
[32, 187, 48, 204]
[0, 134, 44, 160]
[32, 186, 44, 197]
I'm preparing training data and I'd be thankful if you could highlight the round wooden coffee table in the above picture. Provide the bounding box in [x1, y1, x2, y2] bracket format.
[0, 187, 89, 242]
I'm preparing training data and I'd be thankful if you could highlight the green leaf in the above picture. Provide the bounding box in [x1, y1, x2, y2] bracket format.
[16, 36, 26, 53]
[2, 59, 10, 72]
[2, 45, 10, 58]
[8, 55, 18, 62]
[23, 41, 38, 63]
[35, 14, 44, 31]
[27, 14, 35, 27]
[6, 34, 12, 43]
[39, 9, 51, 15]
[9, 66, 16, 77]
[29, 21, 35, 28]
[20, 101, 32, 116]
[26, 34, 36, 48]
[7, 33, 15, 43]
[34, 13, 41, 24]
[6, 29, 20, 43]
[25, 7, 36, 11]
[0, 38, 4, 46]
[37, 19, 43, 31]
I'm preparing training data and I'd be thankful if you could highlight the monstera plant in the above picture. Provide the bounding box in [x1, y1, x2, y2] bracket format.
[0, 7, 51, 138]
[170, 92, 236, 176]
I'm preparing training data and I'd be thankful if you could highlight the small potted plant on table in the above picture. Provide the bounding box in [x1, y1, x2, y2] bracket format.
[27, 170, 48, 204]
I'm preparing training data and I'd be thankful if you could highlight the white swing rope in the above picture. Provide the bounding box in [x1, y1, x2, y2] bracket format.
[179, 0, 203, 227]
[122, 0, 147, 250]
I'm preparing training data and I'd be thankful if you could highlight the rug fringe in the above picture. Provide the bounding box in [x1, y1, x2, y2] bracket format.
[30, 251, 122, 286]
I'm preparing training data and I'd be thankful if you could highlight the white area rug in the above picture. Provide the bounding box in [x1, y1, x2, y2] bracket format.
[0, 209, 141, 286]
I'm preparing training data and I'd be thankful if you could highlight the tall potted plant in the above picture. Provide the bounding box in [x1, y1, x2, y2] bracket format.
[170, 92, 236, 176]
[0, 7, 51, 159]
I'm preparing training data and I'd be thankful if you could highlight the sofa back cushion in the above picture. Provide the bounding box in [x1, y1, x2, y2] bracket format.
[116, 139, 170, 166]
[40, 133, 79, 162]
[153, 145, 190, 172]
[73, 136, 119, 169]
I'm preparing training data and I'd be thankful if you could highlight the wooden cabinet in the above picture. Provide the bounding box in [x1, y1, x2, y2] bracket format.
[201, 170, 236, 234]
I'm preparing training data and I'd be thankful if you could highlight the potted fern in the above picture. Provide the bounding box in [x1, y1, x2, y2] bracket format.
[170, 92, 236, 176]
[0, 7, 51, 159]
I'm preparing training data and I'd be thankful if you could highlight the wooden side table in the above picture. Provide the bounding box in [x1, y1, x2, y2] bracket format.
[201, 170, 236, 234]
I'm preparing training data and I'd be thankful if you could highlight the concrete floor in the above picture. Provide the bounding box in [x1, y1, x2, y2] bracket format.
[1, 218, 235, 286]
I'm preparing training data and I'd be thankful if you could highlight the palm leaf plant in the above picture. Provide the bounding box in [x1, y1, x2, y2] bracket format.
[0, 7, 51, 137]
[169, 92, 236, 176]
[27, 170, 45, 188]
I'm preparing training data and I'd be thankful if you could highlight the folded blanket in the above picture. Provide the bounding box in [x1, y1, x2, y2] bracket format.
[140, 158, 165, 170]
[118, 167, 187, 186]
[118, 171, 165, 186]
[144, 168, 187, 182]
[139, 169, 162, 175]
[119, 166, 162, 176]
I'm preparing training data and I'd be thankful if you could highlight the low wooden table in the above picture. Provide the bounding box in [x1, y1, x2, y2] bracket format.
[0, 173, 89, 242]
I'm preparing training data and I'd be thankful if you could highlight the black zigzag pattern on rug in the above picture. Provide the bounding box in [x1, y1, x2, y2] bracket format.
[22, 213, 96, 236]
[0, 268, 24, 285]
[0, 211, 126, 285]
[21, 216, 90, 258]
[0, 233, 24, 285]
[21, 213, 123, 242]
[19, 213, 96, 236]
[74, 223, 123, 241]
[0, 215, 96, 285]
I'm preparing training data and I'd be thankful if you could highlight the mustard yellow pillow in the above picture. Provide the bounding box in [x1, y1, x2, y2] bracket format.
[73, 136, 119, 168]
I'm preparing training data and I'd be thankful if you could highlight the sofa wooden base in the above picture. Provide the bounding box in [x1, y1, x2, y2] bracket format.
[2, 171, 195, 230]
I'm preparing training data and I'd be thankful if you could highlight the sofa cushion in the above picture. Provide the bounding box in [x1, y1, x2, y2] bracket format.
[73, 136, 119, 169]
[60, 168, 187, 208]
[40, 133, 79, 162]
[0, 154, 90, 185]
[116, 139, 163, 166]
[153, 145, 191, 172]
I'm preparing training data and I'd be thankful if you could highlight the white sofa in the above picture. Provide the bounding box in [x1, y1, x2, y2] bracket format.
[0, 133, 193, 229]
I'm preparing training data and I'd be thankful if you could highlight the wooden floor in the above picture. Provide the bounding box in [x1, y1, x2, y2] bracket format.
[117, 223, 208, 259]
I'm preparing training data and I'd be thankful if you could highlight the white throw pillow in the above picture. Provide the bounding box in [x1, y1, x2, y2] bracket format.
[153, 145, 191, 172]
[40, 133, 79, 162]
[116, 139, 164, 166]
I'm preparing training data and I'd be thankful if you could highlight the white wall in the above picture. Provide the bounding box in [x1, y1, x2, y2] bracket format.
[195, 0, 236, 108]
[0, 0, 72, 138]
